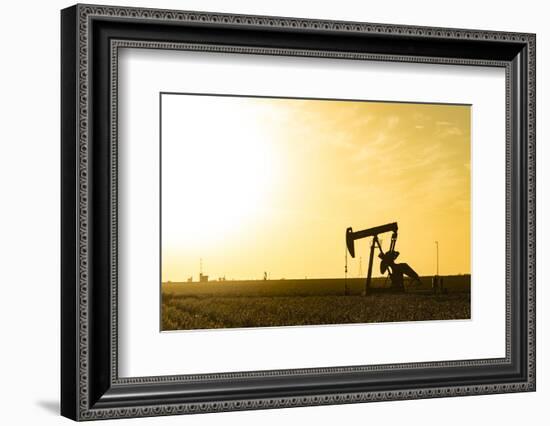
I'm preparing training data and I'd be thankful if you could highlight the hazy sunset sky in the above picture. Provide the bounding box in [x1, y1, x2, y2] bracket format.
[161, 94, 470, 282]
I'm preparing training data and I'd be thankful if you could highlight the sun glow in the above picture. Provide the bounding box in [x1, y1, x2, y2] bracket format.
[162, 96, 282, 258]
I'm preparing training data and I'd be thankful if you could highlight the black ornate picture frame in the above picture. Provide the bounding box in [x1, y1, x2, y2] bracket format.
[61, 4, 536, 421]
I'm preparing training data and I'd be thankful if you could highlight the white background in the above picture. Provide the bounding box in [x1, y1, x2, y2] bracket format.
[0, 0, 546, 425]
[119, 50, 505, 377]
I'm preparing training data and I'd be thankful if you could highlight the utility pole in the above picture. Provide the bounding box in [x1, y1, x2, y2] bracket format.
[435, 241, 439, 276]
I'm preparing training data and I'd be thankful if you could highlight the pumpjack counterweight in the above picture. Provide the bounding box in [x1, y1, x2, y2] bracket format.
[346, 222, 420, 294]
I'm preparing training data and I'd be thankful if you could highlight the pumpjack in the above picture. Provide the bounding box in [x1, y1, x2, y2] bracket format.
[346, 222, 421, 293]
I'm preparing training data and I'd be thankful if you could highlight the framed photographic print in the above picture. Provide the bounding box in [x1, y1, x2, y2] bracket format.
[61, 4, 536, 421]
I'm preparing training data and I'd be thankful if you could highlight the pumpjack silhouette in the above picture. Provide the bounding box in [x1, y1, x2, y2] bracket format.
[346, 222, 421, 293]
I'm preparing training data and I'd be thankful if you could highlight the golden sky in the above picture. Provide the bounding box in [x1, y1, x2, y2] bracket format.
[161, 95, 470, 281]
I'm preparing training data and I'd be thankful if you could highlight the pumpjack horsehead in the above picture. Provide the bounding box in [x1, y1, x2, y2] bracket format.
[346, 222, 421, 293]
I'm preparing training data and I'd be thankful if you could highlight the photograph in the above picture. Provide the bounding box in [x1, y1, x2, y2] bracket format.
[160, 94, 472, 331]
